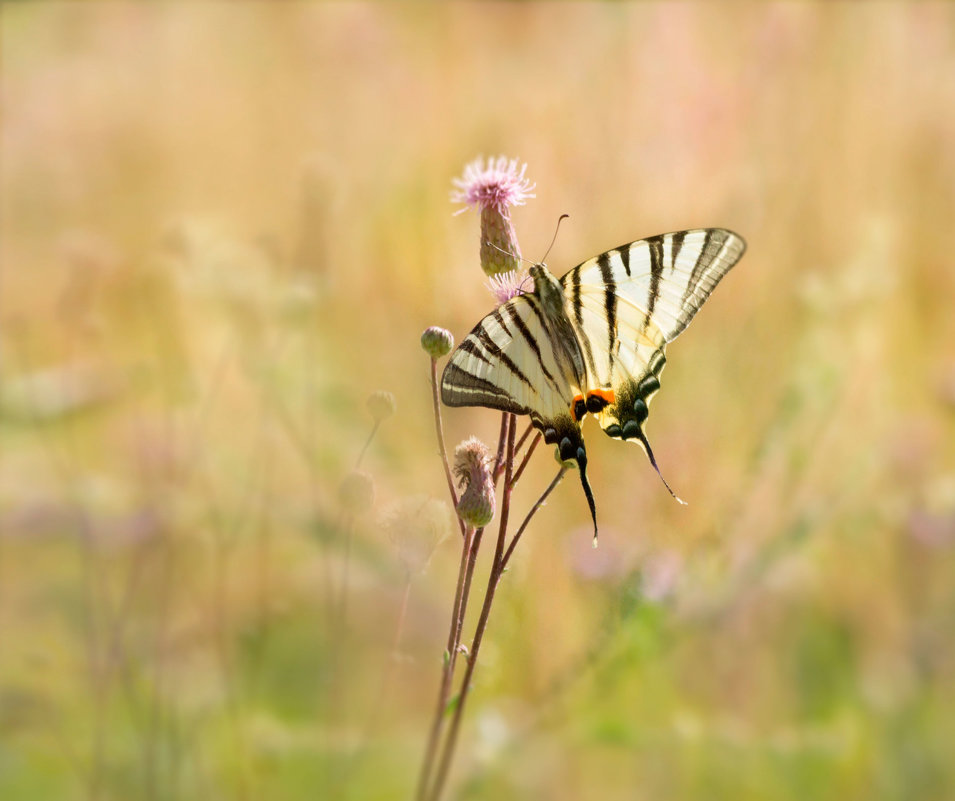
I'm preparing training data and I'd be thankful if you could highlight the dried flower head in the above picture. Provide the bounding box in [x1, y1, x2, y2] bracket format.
[367, 390, 396, 422]
[339, 470, 375, 513]
[382, 495, 453, 575]
[421, 326, 454, 359]
[453, 437, 496, 528]
[451, 156, 535, 277]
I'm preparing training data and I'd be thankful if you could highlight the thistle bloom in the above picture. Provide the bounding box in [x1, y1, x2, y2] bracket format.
[451, 156, 535, 278]
[453, 437, 495, 528]
[485, 269, 528, 305]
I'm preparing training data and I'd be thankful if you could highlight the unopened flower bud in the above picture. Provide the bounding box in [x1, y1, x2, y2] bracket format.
[367, 390, 396, 422]
[453, 437, 495, 528]
[339, 470, 375, 513]
[421, 326, 454, 359]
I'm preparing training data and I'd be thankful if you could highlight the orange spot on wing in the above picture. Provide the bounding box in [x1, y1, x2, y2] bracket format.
[588, 388, 616, 405]
[570, 394, 585, 421]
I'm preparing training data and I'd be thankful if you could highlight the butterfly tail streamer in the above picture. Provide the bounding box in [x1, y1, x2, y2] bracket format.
[575, 450, 600, 547]
[633, 428, 687, 506]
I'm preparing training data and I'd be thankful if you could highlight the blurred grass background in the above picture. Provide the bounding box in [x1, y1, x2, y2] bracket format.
[2, 3, 954, 800]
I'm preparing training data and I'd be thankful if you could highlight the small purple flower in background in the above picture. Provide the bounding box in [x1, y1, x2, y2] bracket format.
[451, 156, 535, 278]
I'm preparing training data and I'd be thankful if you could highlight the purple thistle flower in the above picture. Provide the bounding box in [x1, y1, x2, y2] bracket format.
[485, 269, 528, 305]
[451, 156, 535, 277]
[450, 156, 536, 215]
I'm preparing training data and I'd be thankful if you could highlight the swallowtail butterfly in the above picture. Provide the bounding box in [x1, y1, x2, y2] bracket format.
[441, 228, 746, 539]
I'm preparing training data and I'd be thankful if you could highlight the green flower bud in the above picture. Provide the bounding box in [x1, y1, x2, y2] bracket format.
[421, 326, 454, 359]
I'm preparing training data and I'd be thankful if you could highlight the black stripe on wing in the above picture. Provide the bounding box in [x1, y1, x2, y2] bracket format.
[441, 362, 529, 414]
[644, 234, 664, 332]
[503, 303, 560, 391]
[597, 251, 617, 374]
[474, 325, 535, 390]
[668, 230, 686, 273]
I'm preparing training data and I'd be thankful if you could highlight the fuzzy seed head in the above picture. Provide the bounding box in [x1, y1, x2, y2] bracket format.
[339, 470, 375, 513]
[367, 390, 396, 422]
[421, 326, 454, 359]
[382, 495, 452, 576]
[453, 437, 496, 528]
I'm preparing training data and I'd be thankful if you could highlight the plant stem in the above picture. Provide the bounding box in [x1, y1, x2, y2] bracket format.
[414, 524, 475, 801]
[501, 466, 568, 570]
[427, 415, 516, 801]
[430, 358, 464, 538]
[511, 432, 542, 486]
[491, 413, 510, 483]
[355, 420, 380, 469]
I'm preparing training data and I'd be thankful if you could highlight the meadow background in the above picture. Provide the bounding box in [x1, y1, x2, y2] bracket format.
[2, 3, 954, 800]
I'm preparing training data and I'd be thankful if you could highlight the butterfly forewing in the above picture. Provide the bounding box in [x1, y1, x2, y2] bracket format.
[559, 228, 745, 444]
[561, 229, 745, 346]
[440, 295, 575, 426]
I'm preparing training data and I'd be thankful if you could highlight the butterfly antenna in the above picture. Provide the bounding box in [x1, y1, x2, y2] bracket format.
[485, 241, 535, 267]
[539, 213, 570, 265]
[633, 428, 687, 506]
[575, 449, 600, 547]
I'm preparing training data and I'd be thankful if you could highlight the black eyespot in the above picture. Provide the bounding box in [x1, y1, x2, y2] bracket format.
[638, 375, 660, 397]
[573, 399, 587, 422]
[632, 398, 649, 424]
[586, 394, 609, 414]
[559, 437, 575, 460]
[622, 420, 641, 440]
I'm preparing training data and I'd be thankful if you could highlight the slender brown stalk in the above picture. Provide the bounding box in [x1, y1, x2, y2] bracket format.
[513, 420, 535, 458]
[355, 420, 380, 469]
[501, 466, 568, 570]
[495, 417, 529, 483]
[491, 412, 509, 481]
[510, 432, 542, 486]
[414, 524, 474, 801]
[430, 358, 465, 537]
[427, 415, 517, 801]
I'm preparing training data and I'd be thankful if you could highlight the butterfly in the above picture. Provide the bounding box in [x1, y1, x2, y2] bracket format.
[441, 228, 746, 540]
